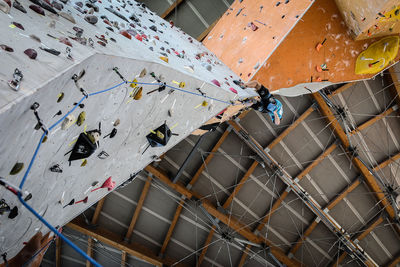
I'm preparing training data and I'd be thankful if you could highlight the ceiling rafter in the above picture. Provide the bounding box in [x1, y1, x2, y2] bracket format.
[227, 119, 378, 266]
[161, 0, 184, 19]
[68, 217, 187, 267]
[158, 129, 230, 257]
[86, 198, 105, 267]
[121, 176, 153, 263]
[289, 177, 361, 256]
[350, 105, 397, 135]
[329, 83, 356, 97]
[374, 151, 400, 171]
[330, 215, 384, 267]
[387, 252, 400, 267]
[195, 105, 315, 265]
[196, 161, 259, 266]
[56, 236, 62, 267]
[144, 164, 303, 267]
[312, 92, 400, 234]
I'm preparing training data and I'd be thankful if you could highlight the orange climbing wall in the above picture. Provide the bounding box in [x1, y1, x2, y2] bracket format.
[203, 0, 316, 82]
[252, 0, 400, 91]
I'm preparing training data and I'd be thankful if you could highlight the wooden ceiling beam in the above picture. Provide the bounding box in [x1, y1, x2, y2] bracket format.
[350, 106, 397, 135]
[329, 83, 355, 97]
[125, 176, 152, 241]
[197, 106, 315, 265]
[161, 0, 184, 19]
[331, 216, 384, 267]
[145, 164, 302, 267]
[312, 92, 395, 218]
[121, 176, 152, 264]
[56, 237, 62, 267]
[374, 151, 400, 171]
[68, 217, 188, 267]
[158, 130, 230, 256]
[290, 178, 361, 255]
[86, 198, 105, 267]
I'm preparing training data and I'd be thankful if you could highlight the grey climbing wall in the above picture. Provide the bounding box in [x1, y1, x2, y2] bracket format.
[0, 0, 251, 260]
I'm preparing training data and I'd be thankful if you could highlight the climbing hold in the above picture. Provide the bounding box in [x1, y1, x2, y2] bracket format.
[146, 123, 172, 149]
[0, 0, 10, 13]
[248, 22, 258, 31]
[0, 44, 13, 52]
[0, 199, 10, 214]
[211, 79, 221, 87]
[42, 136, 47, 143]
[63, 199, 75, 208]
[75, 196, 88, 204]
[135, 34, 143, 41]
[8, 68, 23, 91]
[138, 68, 147, 78]
[59, 12, 75, 23]
[84, 15, 98, 25]
[10, 162, 24, 175]
[51, 1, 63, 10]
[120, 30, 131, 39]
[131, 87, 142, 100]
[12, 22, 24, 30]
[77, 112, 86, 126]
[355, 36, 400, 75]
[67, 132, 99, 162]
[40, 47, 60, 56]
[59, 37, 72, 47]
[61, 114, 75, 130]
[30, 35, 41, 43]
[316, 38, 327, 52]
[113, 119, 120, 127]
[202, 101, 208, 107]
[8, 206, 18, 219]
[57, 92, 64, 103]
[103, 128, 117, 138]
[24, 49, 38, 60]
[81, 159, 87, 166]
[172, 80, 185, 88]
[49, 164, 63, 173]
[29, 4, 45, 15]
[159, 56, 169, 63]
[91, 177, 115, 192]
[229, 88, 238, 94]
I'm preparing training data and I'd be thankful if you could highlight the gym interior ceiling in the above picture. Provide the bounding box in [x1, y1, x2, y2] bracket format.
[41, 0, 400, 266]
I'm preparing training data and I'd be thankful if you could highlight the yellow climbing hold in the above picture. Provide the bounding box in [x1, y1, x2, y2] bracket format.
[355, 36, 399, 75]
[133, 87, 143, 100]
[159, 56, 169, 63]
[379, 6, 400, 23]
[77, 111, 86, 126]
[81, 159, 87, 167]
[129, 78, 138, 88]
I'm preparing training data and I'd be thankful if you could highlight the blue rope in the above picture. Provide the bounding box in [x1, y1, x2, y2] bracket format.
[13, 76, 235, 267]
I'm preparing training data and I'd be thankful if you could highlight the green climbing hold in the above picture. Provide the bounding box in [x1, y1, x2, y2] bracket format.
[10, 162, 24, 175]
[77, 111, 86, 126]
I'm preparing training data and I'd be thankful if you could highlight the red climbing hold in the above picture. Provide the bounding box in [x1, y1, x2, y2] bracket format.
[29, 4, 45, 15]
[135, 34, 142, 41]
[229, 87, 238, 94]
[59, 37, 72, 47]
[91, 177, 115, 192]
[24, 48, 37, 59]
[0, 44, 13, 52]
[211, 79, 221, 87]
[75, 196, 88, 204]
[120, 30, 131, 39]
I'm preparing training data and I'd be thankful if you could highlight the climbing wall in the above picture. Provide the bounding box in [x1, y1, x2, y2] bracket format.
[204, 0, 400, 96]
[203, 0, 316, 82]
[335, 0, 400, 40]
[0, 0, 251, 260]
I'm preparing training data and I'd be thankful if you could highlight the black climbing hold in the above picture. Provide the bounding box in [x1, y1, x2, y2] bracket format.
[39, 47, 61, 56]
[97, 150, 109, 159]
[103, 128, 117, 139]
[67, 131, 99, 162]
[63, 199, 75, 208]
[13, 0, 26, 13]
[276, 1, 280, 6]
[10, 162, 24, 175]
[8, 206, 18, 219]
[50, 164, 63, 173]
[0, 199, 10, 214]
[146, 122, 172, 148]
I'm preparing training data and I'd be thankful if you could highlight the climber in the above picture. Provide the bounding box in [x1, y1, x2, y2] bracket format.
[235, 80, 283, 125]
